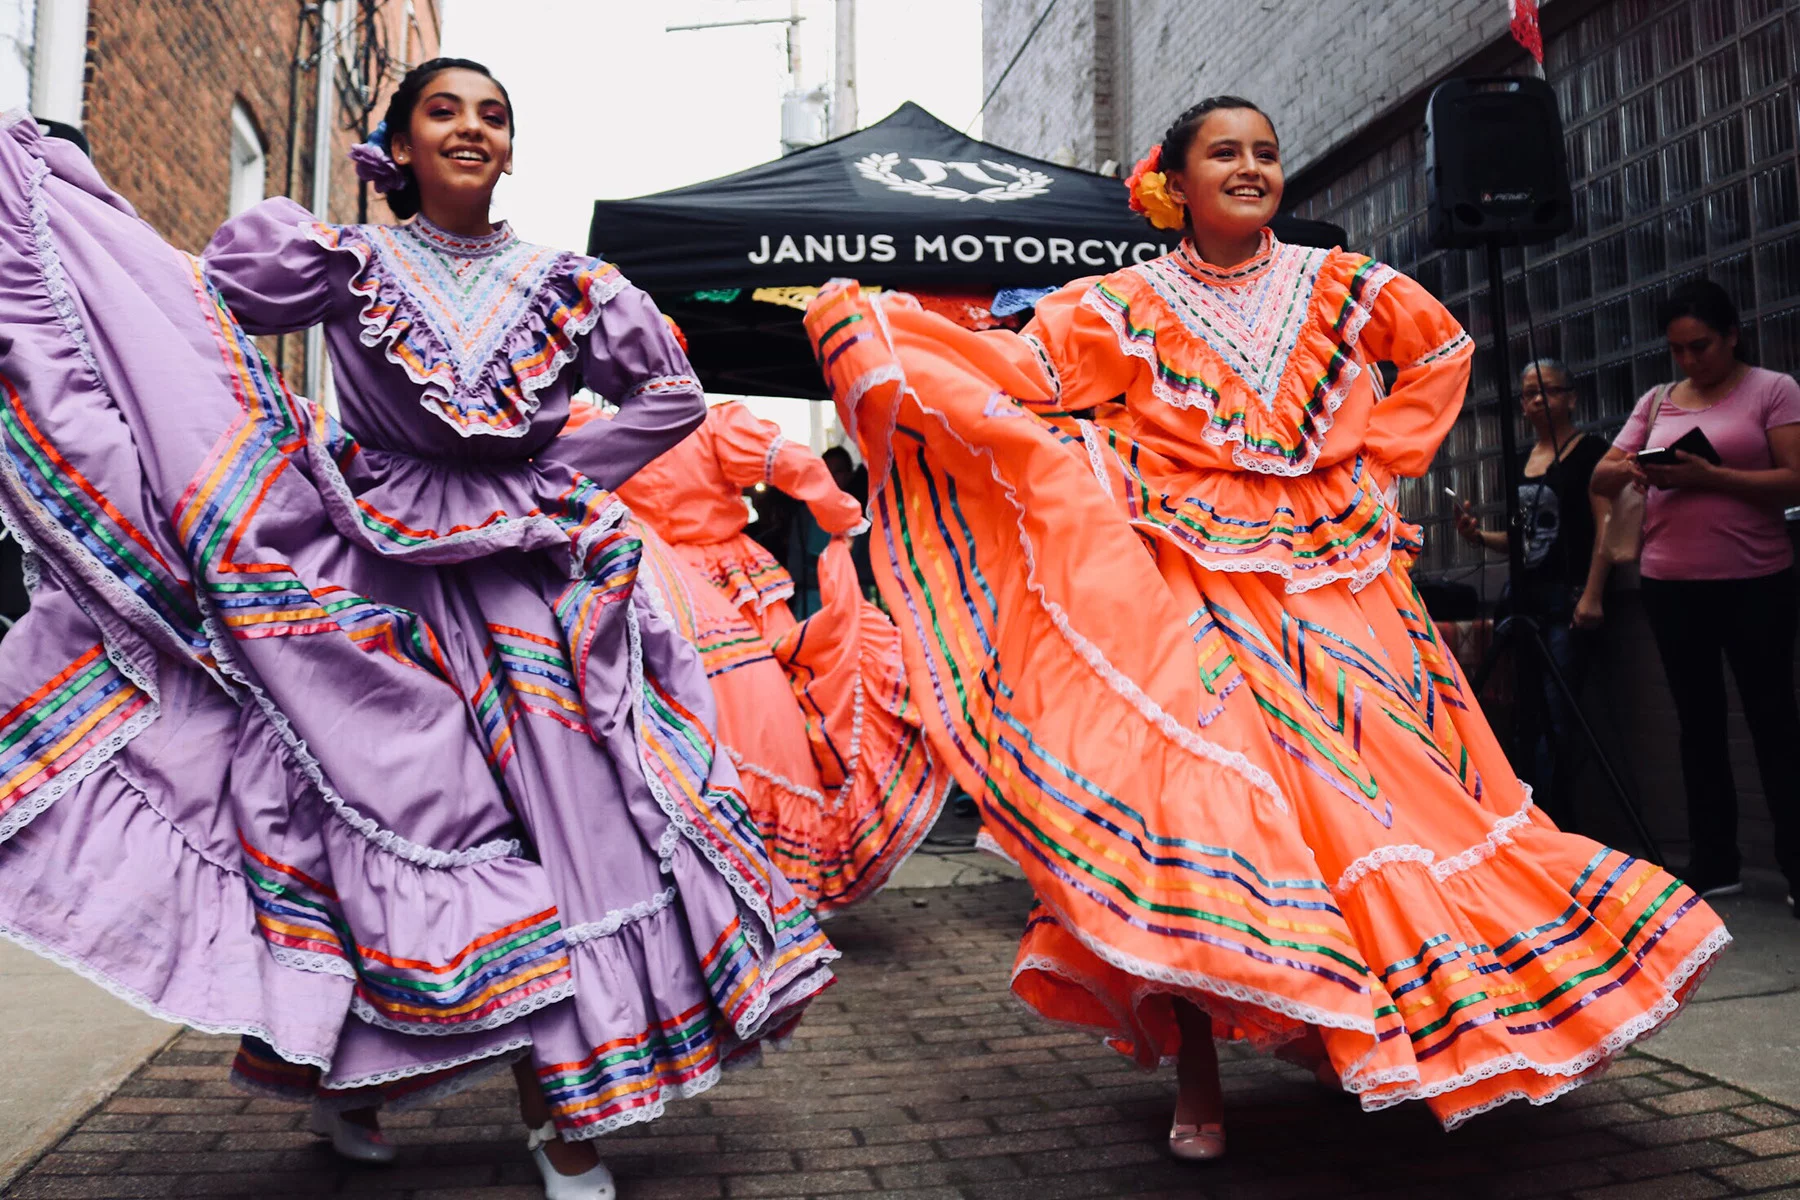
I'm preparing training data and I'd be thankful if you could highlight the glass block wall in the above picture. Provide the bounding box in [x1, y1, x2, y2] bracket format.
[1292, 0, 1800, 579]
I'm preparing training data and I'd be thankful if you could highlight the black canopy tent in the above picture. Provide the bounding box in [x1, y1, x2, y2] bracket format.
[589, 103, 1345, 399]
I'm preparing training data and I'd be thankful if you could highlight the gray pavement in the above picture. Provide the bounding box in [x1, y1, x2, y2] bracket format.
[1638, 884, 1800, 1109]
[2, 822, 1796, 1198]
[0, 939, 174, 1189]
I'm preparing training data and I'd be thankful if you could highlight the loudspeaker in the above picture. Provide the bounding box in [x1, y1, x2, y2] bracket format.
[1426, 77, 1573, 249]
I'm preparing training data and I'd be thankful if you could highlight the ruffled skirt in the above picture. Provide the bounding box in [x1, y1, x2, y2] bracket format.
[639, 530, 950, 913]
[804, 282, 1728, 1129]
[0, 113, 834, 1139]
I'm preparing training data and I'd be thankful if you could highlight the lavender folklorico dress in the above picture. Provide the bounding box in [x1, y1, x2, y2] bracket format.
[0, 112, 836, 1138]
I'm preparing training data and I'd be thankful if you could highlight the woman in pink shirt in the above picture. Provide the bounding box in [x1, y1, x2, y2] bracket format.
[1592, 280, 1800, 911]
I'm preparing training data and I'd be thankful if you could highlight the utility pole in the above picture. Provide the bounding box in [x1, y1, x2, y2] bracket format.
[831, 0, 856, 137]
[305, 0, 339, 409]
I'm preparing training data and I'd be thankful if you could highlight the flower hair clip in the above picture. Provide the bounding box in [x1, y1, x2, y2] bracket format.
[348, 120, 409, 194]
[1125, 145, 1185, 232]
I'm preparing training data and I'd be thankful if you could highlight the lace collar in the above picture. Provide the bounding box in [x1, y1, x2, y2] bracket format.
[1173, 229, 1278, 285]
[403, 214, 518, 259]
[308, 218, 627, 438]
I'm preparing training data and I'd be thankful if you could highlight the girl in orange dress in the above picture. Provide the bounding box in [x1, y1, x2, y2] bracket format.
[803, 97, 1727, 1156]
[569, 396, 951, 913]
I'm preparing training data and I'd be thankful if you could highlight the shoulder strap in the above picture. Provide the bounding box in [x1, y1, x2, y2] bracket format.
[1643, 383, 1668, 445]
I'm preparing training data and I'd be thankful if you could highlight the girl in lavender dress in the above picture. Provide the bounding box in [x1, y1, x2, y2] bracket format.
[0, 59, 835, 1199]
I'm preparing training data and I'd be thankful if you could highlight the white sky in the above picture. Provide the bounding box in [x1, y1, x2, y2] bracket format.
[441, 0, 983, 442]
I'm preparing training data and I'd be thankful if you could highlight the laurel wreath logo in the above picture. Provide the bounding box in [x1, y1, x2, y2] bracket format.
[852, 153, 1053, 203]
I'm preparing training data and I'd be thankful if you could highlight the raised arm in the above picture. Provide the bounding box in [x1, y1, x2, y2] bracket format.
[1355, 269, 1474, 482]
[554, 284, 705, 491]
[200, 197, 341, 335]
[709, 403, 863, 534]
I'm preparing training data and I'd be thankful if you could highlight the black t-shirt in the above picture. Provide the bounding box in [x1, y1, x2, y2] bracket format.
[1517, 433, 1609, 591]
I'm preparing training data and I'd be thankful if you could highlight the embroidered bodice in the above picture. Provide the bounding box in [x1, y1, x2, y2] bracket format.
[1025, 231, 1473, 482]
[947, 230, 1475, 593]
[202, 197, 700, 471]
[199, 197, 706, 574]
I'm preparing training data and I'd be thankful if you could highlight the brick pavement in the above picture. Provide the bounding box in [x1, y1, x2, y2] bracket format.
[8, 878, 1800, 1200]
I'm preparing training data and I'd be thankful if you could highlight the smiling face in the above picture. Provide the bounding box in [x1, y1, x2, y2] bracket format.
[389, 67, 513, 215]
[1665, 315, 1739, 388]
[1166, 107, 1283, 242]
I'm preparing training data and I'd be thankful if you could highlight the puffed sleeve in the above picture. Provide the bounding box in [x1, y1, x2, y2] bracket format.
[1018, 277, 1140, 414]
[708, 403, 863, 534]
[1355, 269, 1474, 481]
[554, 284, 706, 491]
[200, 197, 341, 335]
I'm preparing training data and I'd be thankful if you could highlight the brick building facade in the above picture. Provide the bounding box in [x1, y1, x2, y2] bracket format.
[7, 0, 440, 387]
[983, 0, 1800, 873]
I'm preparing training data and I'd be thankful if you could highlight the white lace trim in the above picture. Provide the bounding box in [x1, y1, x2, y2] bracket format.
[0, 916, 330, 1070]
[726, 747, 826, 808]
[302, 418, 629, 584]
[267, 945, 358, 980]
[1078, 421, 1113, 498]
[1133, 519, 1399, 598]
[27, 157, 103, 383]
[1408, 330, 1474, 369]
[974, 828, 1017, 864]
[350, 977, 575, 1037]
[298, 225, 631, 441]
[13, 156, 212, 678]
[1427, 924, 1731, 1130]
[1079, 259, 1394, 480]
[861, 294, 1288, 815]
[323, 1035, 532, 1094]
[564, 1061, 724, 1142]
[762, 435, 787, 485]
[0, 492, 164, 851]
[564, 887, 677, 943]
[567, 496, 633, 581]
[1334, 791, 1537, 894]
[1065, 897, 1374, 1032]
[197, 601, 523, 870]
[623, 373, 701, 403]
[623, 585, 780, 1030]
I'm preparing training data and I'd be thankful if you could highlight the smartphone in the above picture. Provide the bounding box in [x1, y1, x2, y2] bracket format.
[1639, 427, 1721, 468]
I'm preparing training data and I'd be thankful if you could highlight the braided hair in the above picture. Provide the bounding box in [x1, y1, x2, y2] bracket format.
[1157, 96, 1275, 179]
[379, 57, 514, 220]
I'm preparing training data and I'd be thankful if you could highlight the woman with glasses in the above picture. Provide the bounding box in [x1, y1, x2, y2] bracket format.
[1456, 359, 1612, 822]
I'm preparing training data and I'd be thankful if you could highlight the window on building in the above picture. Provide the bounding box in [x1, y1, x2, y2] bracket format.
[1294, 1, 1799, 580]
[228, 101, 266, 216]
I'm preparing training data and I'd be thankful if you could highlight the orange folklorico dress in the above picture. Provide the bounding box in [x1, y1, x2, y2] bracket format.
[573, 400, 951, 914]
[803, 232, 1729, 1126]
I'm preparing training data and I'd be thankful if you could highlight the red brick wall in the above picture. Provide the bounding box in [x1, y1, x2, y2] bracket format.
[83, 0, 298, 255]
[79, 1, 440, 388]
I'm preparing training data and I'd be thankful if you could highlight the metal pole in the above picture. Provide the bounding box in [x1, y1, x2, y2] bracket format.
[831, 0, 856, 137]
[1483, 241, 1528, 588]
[787, 0, 802, 83]
[304, 0, 338, 405]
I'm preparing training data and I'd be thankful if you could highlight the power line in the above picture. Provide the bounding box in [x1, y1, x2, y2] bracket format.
[966, 0, 1058, 132]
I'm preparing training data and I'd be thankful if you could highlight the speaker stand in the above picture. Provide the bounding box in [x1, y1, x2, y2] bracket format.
[1472, 240, 1663, 862]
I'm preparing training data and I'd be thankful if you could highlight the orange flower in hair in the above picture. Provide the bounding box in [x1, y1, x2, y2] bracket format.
[1125, 144, 1185, 231]
[662, 314, 690, 355]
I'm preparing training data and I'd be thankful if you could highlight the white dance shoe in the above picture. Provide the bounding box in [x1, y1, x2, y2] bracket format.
[309, 1102, 399, 1165]
[527, 1120, 616, 1200]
